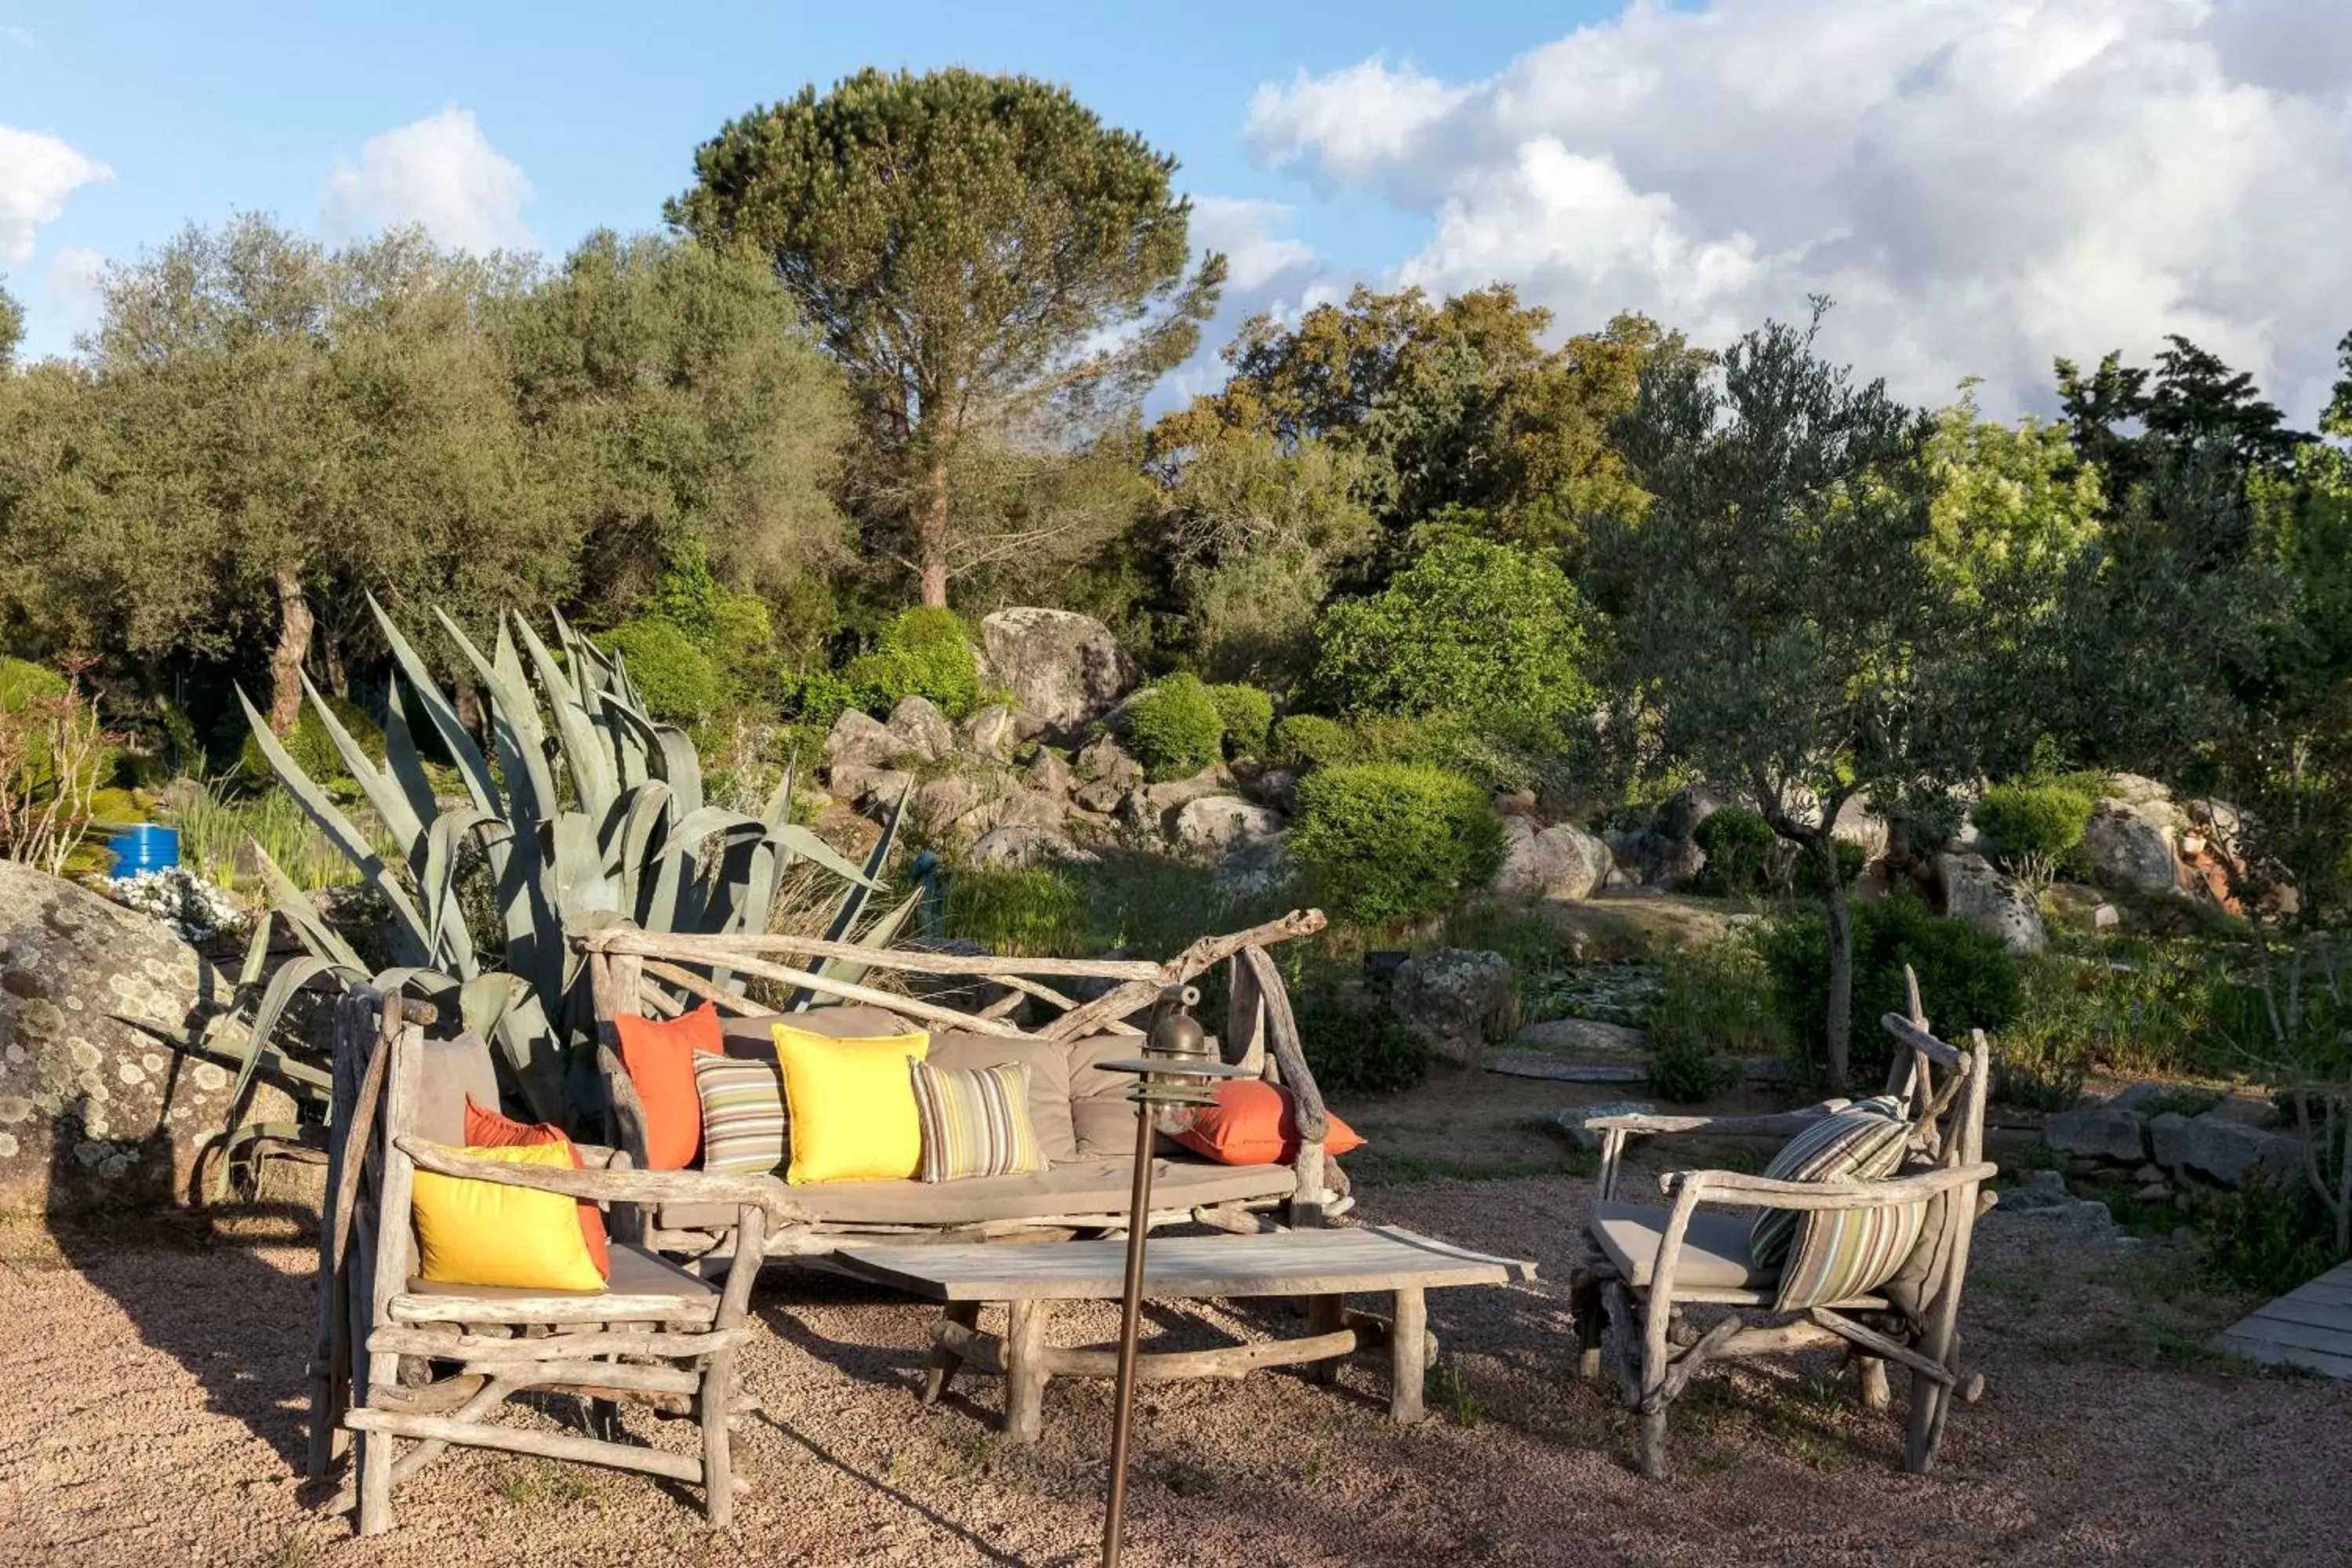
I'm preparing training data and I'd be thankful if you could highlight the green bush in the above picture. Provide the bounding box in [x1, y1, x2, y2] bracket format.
[1756, 892, 2023, 1085]
[2205, 1178, 2339, 1295]
[783, 669, 855, 731]
[1693, 807, 1776, 897]
[1269, 713, 1362, 773]
[1309, 528, 1592, 735]
[843, 608, 982, 719]
[1647, 1034, 1737, 1105]
[1122, 673, 1226, 782]
[1292, 976, 1431, 1094]
[1206, 682, 1274, 758]
[706, 593, 782, 707]
[1791, 837, 1868, 895]
[1973, 781, 2094, 873]
[597, 617, 720, 723]
[1290, 763, 1505, 925]
[943, 865, 1083, 958]
[0, 656, 67, 712]
[239, 694, 387, 789]
[1646, 935, 1789, 1059]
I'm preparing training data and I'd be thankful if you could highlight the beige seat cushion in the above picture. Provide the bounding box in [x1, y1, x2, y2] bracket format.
[1591, 1200, 1777, 1291]
[658, 1156, 1293, 1232]
[404, 1240, 717, 1302]
[718, 1004, 914, 1056]
[414, 1033, 502, 1145]
[925, 1033, 1079, 1163]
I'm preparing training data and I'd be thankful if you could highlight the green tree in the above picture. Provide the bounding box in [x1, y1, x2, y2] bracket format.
[670, 68, 1221, 608]
[1602, 307, 2051, 1091]
[0, 275, 22, 367]
[1309, 524, 1590, 735]
[492, 230, 849, 615]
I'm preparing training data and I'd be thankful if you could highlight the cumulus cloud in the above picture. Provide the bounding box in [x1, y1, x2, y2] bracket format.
[1244, 0, 2352, 421]
[1189, 194, 1317, 292]
[322, 105, 533, 252]
[47, 244, 107, 301]
[0, 125, 112, 263]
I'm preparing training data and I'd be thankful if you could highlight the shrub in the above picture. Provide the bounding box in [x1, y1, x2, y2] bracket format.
[1308, 528, 1592, 735]
[0, 656, 67, 712]
[1693, 806, 1776, 897]
[238, 693, 387, 789]
[1791, 837, 1868, 895]
[1756, 892, 2023, 1085]
[783, 669, 855, 731]
[1290, 763, 1505, 925]
[1646, 935, 1789, 1059]
[1269, 713, 1361, 773]
[1647, 1033, 1737, 1105]
[2205, 1179, 2340, 1295]
[1122, 673, 1225, 782]
[1205, 682, 1275, 758]
[597, 617, 720, 724]
[1973, 781, 2094, 877]
[1292, 975, 1432, 1094]
[943, 865, 1083, 958]
[843, 607, 982, 719]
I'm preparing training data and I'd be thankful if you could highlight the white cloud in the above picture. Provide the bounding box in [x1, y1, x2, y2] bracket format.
[1244, 0, 2352, 421]
[1189, 195, 1317, 292]
[0, 125, 111, 263]
[47, 243, 107, 303]
[322, 105, 533, 252]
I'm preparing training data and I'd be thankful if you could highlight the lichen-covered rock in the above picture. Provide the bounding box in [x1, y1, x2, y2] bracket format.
[1171, 796, 1285, 861]
[968, 826, 1093, 869]
[2148, 1110, 2304, 1189]
[1023, 748, 1074, 798]
[1936, 851, 2048, 953]
[979, 607, 1136, 733]
[828, 764, 913, 813]
[0, 861, 260, 1210]
[886, 695, 956, 764]
[2082, 797, 2180, 895]
[2043, 1105, 2148, 1163]
[822, 708, 897, 771]
[1390, 949, 1512, 1069]
[1210, 833, 1290, 898]
[1494, 818, 1611, 902]
[960, 703, 1022, 763]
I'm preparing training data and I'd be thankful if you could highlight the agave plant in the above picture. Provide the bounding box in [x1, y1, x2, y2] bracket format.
[229, 596, 911, 1128]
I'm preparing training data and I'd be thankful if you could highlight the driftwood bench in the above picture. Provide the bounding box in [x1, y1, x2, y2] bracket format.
[833, 1227, 1537, 1442]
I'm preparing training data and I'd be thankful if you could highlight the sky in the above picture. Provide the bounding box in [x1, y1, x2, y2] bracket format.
[5, 0, 2349, 422]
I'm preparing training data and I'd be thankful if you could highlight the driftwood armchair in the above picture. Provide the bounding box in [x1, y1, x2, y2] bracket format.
[309, 987, 801, 1534]
[578, 912, 1345, 1269]
[1568, 978, 1997, 1479]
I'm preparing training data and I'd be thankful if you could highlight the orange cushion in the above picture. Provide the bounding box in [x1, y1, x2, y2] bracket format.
[1171, 1080, 1367, 1167]
[615, 1003, 724, 1170]
[464, 1097, 610, 1279]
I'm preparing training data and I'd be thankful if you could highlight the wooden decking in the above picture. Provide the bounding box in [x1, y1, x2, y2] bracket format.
[2216, 1259, 2352, 1377]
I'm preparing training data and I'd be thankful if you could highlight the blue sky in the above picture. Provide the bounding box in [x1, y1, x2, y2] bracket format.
[5, 0, 2349, 419]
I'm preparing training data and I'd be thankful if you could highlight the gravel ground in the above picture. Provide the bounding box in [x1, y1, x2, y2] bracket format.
[5, 1127, 2349, 1568]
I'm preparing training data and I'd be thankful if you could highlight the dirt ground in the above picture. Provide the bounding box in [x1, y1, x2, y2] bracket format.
[4, 1067, 2347, 1568]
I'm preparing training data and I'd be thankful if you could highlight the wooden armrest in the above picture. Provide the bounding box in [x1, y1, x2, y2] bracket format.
[1658, 1162, 1998, 1210]
[1588, 1103, 1851, 1138]
[395, 1135, 808, 1225]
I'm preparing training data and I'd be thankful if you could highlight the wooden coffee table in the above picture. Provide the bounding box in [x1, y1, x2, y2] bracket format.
[833, 1225, 1537, 1443]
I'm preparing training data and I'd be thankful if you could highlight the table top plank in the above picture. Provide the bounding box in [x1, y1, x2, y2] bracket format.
[833, 1225, 1537, 1301]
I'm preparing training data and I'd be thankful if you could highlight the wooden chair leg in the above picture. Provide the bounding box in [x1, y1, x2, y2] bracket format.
[354, 1392, 396, 1537]
[702, 1348, 736, 1527]
[924, 1302, 981, 1403]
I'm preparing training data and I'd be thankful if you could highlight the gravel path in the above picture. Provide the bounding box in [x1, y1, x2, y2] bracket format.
[4, 1174, 2347, 1567]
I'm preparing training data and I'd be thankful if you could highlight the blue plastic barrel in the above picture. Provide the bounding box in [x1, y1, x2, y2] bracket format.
[107, 822, 180, 877]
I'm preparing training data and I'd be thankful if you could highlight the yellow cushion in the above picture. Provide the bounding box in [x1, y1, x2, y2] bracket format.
[772, 1024, 931, 1185]
[410, 1141, 605, 1292]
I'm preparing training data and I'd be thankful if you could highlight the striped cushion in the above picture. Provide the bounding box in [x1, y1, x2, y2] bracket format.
[1773, 1183, 1930, 1312]
[1749, 1094, 1910, 1271]
[909, 1059, 1047, 1183]
[691, 1053, 787, 1177]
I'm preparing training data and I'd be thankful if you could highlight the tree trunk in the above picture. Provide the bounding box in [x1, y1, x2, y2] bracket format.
[1816, 831, 1853, 1095]
[916, 452, 951, 610]
[269, 563, 314, 738]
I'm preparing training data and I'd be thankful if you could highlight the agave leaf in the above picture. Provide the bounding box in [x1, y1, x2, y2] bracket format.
[515, 614, 615, 822]
[772, 822, 885, 890]
[608, 781, 674, 923]
[368, 590, 495, 817]
[238, 954, 364, 1116]
[379, 677, 445, 859]
[761, 759, 797, 831]
[818, 781, 909, 949]
[432, 608, 557, 832]
[457, 972, 526, 1040]
[550, 809, 622, 921]
[419, 806, 507, 970]
[238, 687, 435, 964]
[250, 844, 365, 971]
[298, 671, 426, 858]
[795, 887, 921, 1006]
[490, 987, 569, 1125]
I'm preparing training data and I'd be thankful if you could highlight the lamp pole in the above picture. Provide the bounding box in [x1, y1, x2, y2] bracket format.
[1098, 985, 1247, 1568]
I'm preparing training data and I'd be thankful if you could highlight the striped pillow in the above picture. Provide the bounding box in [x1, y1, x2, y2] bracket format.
[1749, 1095, 1910, 1272]
[691, 1053, 787, 1177]
[1773, 1183, 1930, 1312]
[909, 1059, 1047, 1183]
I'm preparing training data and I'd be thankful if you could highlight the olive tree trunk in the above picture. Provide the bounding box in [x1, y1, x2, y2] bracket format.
[1813, 829, 1854, 1096]
[268, 562, 314, 738]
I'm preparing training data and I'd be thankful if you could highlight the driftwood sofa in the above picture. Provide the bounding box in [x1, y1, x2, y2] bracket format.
[579, 913, 1347, 1267]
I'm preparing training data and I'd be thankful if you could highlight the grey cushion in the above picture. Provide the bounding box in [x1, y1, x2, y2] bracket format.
[404, 1240, 717, 1302]
[926, 1032, 1079, 1164]
[718, 1004, 914, 1057]
[413, 1032, 502, 1146]
[1591, 1200, 1777, 1291]
[658, 1155, 1293, 1231]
